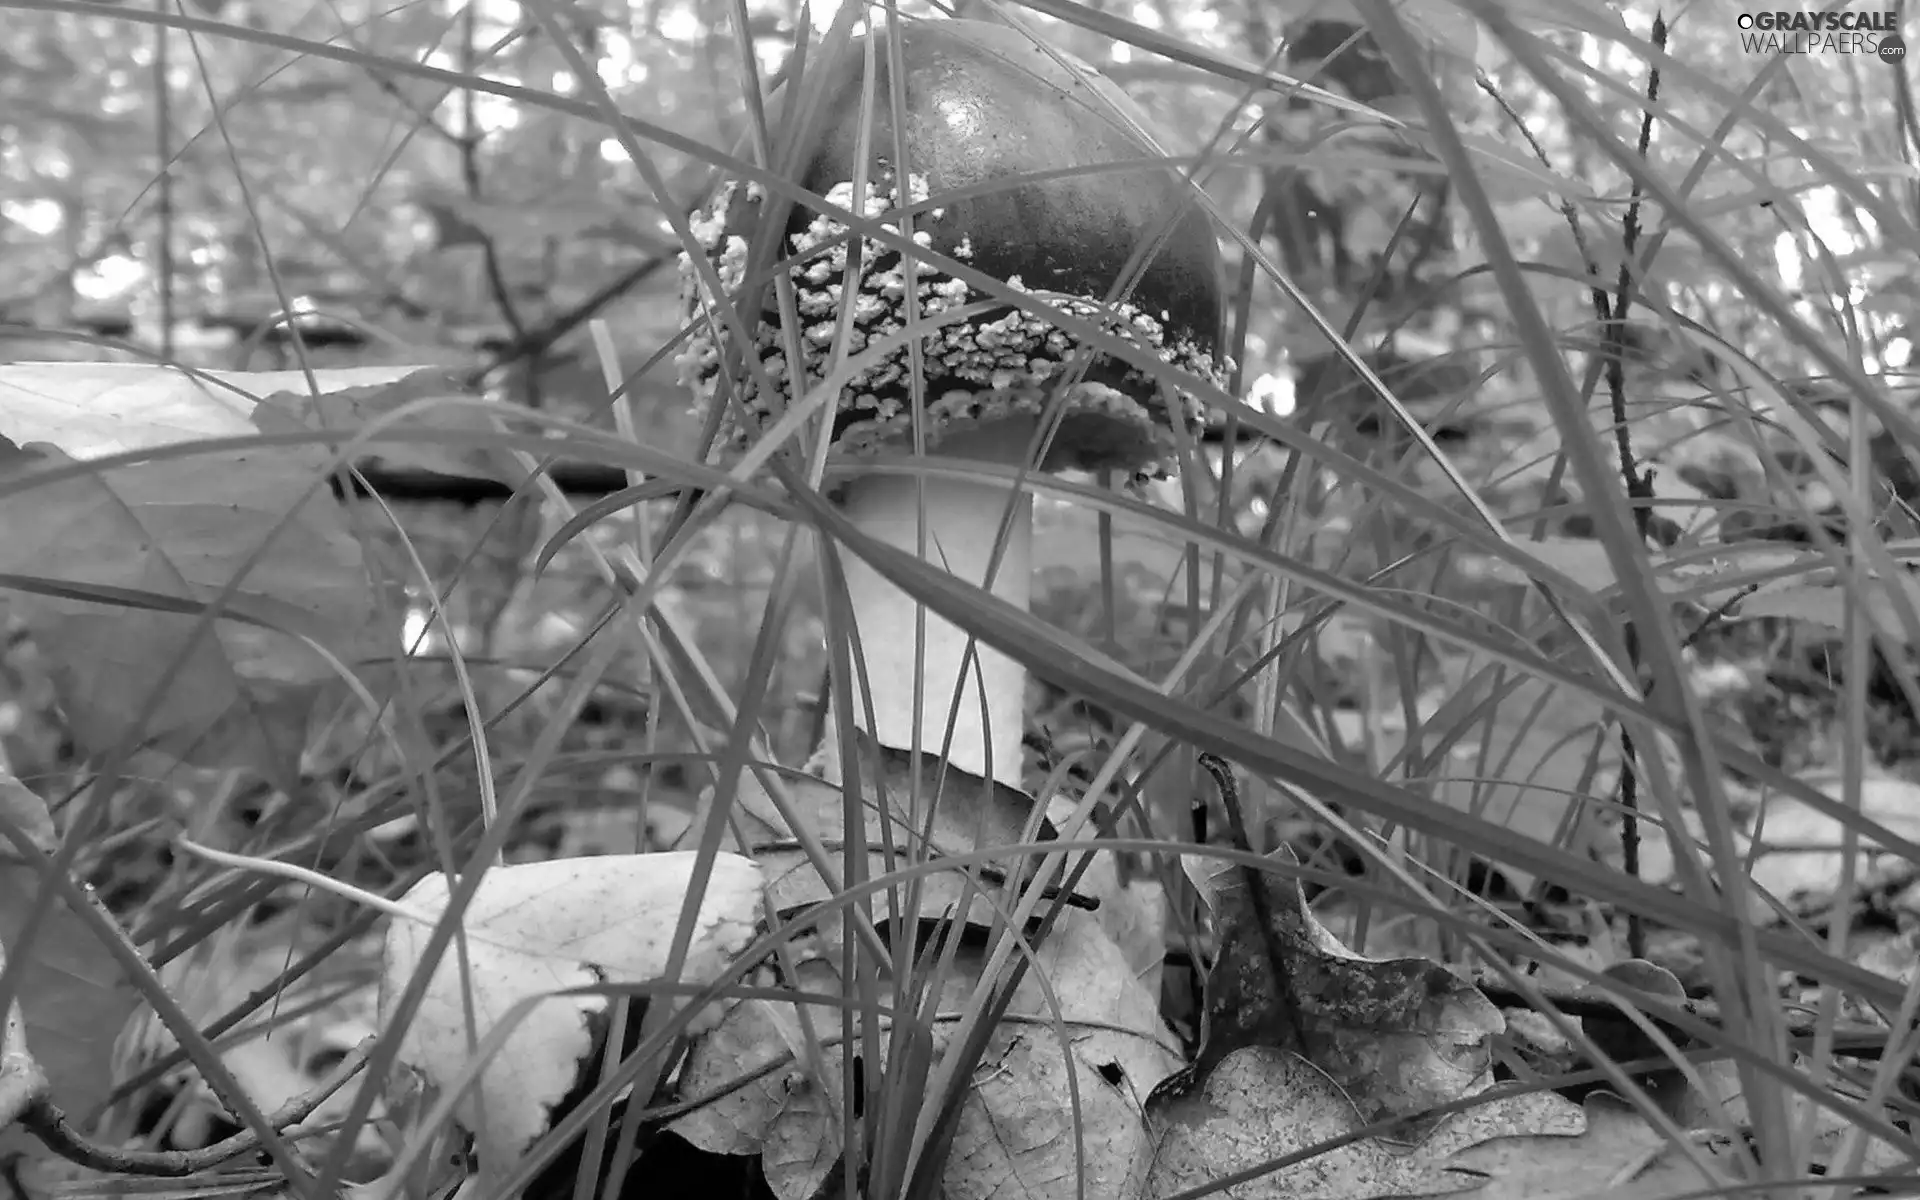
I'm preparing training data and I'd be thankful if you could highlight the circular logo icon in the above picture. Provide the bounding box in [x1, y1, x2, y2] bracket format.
[1883, 32, 1908, 62]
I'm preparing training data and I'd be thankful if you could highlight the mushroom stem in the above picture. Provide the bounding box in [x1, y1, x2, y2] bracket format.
[836, 420, 1036, 787]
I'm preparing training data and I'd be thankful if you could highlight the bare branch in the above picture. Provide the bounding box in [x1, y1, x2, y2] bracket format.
[20, 1039, 373, 1178]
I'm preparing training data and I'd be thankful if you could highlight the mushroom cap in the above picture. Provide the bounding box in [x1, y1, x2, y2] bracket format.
[675, 18, 1231, 475]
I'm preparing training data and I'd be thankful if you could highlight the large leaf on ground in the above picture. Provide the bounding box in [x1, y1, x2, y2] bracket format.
[0, 362, 517, 482]
[0, 439, 383, 784]
[1447, 1093, 1737, 1199]
[1146, 847, 1582, 1196]
[1147, 1045, 1586, 1198]
[1158, 1081, 1746, 1200]
[0, 364, 491, 781]
[1176, 846, 1510, 1122]
[379, 852, 765, 1197]
[250, 368, 528, 485]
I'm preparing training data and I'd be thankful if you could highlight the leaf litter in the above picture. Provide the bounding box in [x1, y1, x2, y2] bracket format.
[675, 904, 1184, 1200]
[1145, 843, 1586, 1198]
[0, 363, 525, 786]
[377, 851, 764, 1197]
[668, 749, 1183, 1199]
[657, 746, 1824, 1200]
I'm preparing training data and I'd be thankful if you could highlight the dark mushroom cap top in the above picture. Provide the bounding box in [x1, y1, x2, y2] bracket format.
[675, 18, 1231, 476]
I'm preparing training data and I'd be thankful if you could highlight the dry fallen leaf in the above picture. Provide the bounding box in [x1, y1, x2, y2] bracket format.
[1146, 1045, 1586, 1199]
[1635, 774, 1920, 924]
[1147, 840, 1583, 1198]
[943, 908, 1185, 1199]
[379, 851, 764, 1195]
[671, 737, 1177, 1197]
[1746, 774, 1920, 916]
[763, 1065, 840, 1200]
[1177, 845, 1507, 1124]
[1491, 956, 1919, 1189]
[669, 961, 827, 1162]
[1667, 1048, 1920, 1182]
[1448, 1093, 1736, 1199]
[1046, 795, 1168, 998]
[673, 909, 1182, 1199]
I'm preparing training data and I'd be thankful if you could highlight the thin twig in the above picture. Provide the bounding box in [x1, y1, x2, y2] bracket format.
[457, 2, 532, 364]
[19, 1039, 372, 1178]
[1601, 10, 1671, 963]
[468, 252, 672, 385]
[1199, 753, 1310, 1051]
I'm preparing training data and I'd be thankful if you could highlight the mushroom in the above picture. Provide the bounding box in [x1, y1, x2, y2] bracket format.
[676, 18, 1228, 788]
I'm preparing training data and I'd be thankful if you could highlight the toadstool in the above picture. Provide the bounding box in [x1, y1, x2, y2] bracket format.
[676, 18, 1229, 787]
